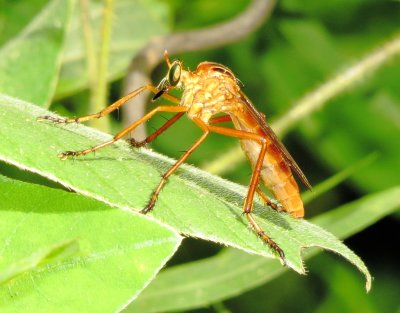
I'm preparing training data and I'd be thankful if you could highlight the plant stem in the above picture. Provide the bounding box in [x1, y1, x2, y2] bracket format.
[90, 0, 114, 131]
[273, 33, 400, 136]
[202, 33, 400, 175]
[79, 0, 97, 108]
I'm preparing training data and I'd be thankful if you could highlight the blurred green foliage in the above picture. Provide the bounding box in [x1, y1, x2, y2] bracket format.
[145, 0, 400, 312]
[0, 0, 399, 312]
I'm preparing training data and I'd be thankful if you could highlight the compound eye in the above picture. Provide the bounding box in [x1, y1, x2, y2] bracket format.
[168, 61, 181, 86]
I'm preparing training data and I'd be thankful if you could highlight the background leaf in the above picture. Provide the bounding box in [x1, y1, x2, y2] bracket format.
[0, 0, 73, 107]
[0, 239, 79, 285]
[0, 0, 49, 46]
[127, 186, 399, 313]
[0, 175, 181, 313]
[0, 94, 370, 283]
[55, 0, 170, 98]
[261, 17, 400, 194]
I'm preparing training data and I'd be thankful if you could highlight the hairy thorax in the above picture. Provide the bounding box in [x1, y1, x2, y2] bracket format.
[180, 62, 243, 123]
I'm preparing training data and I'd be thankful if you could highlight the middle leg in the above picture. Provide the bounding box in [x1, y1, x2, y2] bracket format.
[256, 187, 283, 212]
[242, 141, 286, 263]
[196, 121, 286, 263]
[141, 122, 209, 214]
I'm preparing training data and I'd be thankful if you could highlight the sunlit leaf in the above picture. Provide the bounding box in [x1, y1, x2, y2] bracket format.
[0, 239, 79, 285]
[0, 175, 181, 312]
[128, 186, 399, 313]
[0, 94, 370, 281]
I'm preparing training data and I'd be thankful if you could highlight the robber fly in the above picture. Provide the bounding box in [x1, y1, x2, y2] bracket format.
[38, 51, 312, 263]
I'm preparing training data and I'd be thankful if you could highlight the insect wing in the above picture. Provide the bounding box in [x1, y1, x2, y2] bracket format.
[239, 91, 312, 190]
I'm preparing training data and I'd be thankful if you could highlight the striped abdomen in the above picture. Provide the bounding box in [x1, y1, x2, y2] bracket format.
[259, 139, 304, 218]
[230, 114, 304, 218]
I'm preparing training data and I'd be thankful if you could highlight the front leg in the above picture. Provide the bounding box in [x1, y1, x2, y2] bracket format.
[127, 112, 185, 148]
[37, 84, 181, 125]
[53, 106, 187, 160]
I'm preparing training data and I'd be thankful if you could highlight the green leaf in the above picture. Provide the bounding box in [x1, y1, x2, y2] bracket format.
[0, 239, 79, 285]
[128, 186, 399, 313]
[0, 94, 369, 276]
[56, 0, 170, 98]
[0, 0, 73, 107]
[304, 90, 400, 193]
[0, 0, 48, 46]
[279, 19, 343, 74]
[301, 153, 378, 204]
[314, 255, 377, 313]
[0, 175, 181, 313]
[281, 0, 366, 23]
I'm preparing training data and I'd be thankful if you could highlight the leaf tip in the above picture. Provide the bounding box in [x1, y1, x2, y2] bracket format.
[365, 274, 372, 293]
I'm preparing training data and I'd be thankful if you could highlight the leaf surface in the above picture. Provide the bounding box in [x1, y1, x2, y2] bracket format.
[128, 186, 400, 313]
[0, 94, 370, 280]
[0, 175, 181, 313]
[0, 0, 73, 107]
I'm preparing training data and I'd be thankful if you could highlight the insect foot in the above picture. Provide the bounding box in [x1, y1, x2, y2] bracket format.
[57, 151, 81, 160]
[140, 192, 160, 214]
[126, 138, 146, 148]
[269, 200, 284, 212]
[37, 115, 71, 124]
[140, 203, 154, 215]
[257, 230, 287, 266]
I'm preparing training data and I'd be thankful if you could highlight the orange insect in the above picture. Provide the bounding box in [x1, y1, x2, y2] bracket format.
[39, 51, 311, 263]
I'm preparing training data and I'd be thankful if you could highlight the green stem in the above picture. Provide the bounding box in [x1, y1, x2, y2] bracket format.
[273, 32, 400, 136]
[90, 0, 114, 131]
[79, 0, 97, 105]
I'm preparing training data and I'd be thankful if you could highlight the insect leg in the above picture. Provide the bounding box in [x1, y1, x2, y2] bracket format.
[57, 106, 188, 160]
[199, 122, 286, 263]
[37, 84, 181, 124]
[209, 115, 232, 124]
[256, 187, 283, 212]
[141, 120, 209, 214]
[127, 112, 185, 148]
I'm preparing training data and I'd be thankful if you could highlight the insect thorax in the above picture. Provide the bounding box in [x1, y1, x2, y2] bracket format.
[181, 68, 241, 122]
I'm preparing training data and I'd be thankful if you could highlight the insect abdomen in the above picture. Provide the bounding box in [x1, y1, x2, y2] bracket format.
[230, 113, 305, 218]
[238, 138, 304, 218]
[261, 166, 304, 218]
[260, 142, 304, 218]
